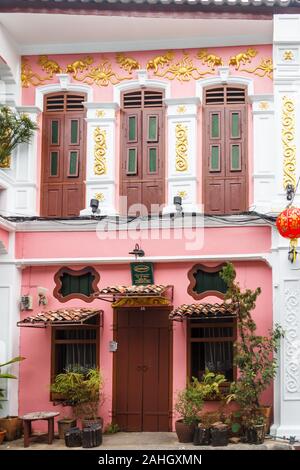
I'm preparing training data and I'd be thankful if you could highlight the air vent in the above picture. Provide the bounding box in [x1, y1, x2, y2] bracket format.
[123, 90, 163, 109]
[46, 94, 65, 112]
[66, 94, 85, 111]
[45, 93, 85, 113]
[226, 87, 246, 104]
[123, 91, 142, 109]
[205, 86, 246, 105]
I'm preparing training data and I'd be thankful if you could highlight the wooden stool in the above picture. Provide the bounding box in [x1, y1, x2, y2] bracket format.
[21, 412, 60, 447]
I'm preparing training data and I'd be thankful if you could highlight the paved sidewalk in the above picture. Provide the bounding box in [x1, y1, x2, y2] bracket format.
[1, 432, 294, 450]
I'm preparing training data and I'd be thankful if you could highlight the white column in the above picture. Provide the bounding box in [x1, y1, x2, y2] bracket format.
[163, 98, 200, 213]
[248, 95, 275, 212]
[0, 231, 21, 417]
[271, 14, 300, 439]
[81, 103, 119, 216]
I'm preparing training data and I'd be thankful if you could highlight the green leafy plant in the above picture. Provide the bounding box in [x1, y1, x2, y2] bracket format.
[0, 106, 38, 165]
[0, 356, 25, 409]
[50, 366, 104, 420]
[195, 370, 227, 401]
[105, 423, 120, 434]
[174, 377, 204, 425]
[220, 263, 284, 412]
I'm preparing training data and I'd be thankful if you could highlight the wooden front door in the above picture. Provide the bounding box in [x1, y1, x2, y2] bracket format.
[114, 307, 172, 431]
[203, 85, 248, 214]
[41, 92, 86, 217]
[120, 89, 165, 215]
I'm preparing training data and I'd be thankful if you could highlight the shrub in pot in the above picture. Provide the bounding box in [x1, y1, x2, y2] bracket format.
[221, 263, 284, 441]
[0, 356, 25, 441]
[50, 366, 104, 429]
[174, 378, 203, 443]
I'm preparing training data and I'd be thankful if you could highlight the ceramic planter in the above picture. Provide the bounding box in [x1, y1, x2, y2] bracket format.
[175, 420, 196, 443]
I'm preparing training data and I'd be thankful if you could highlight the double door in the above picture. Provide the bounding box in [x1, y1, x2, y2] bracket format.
[114, 308, 172, 431]
[41, 106, 86, 217]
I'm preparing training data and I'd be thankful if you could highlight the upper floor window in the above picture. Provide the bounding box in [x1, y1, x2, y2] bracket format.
[41, 92, 86, 218]
[188, 264, 227, 301]
[120, 89, 165, 215]
[203, 85, 248, 215]
[53, 266, 100, 303]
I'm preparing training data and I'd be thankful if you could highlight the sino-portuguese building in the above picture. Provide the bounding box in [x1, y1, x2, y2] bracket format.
[0, 0, 300, 438]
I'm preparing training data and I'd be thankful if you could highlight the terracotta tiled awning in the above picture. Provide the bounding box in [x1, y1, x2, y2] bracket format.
[170, 302, 238, 322]
[99, 285, 168, 296]
[17, 308, 102, 328]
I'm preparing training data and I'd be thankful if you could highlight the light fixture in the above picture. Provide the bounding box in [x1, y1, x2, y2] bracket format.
[129, 243, 145, 260]
[90, 198, 100, 215]
[173, 196, 183, 213]
[286, 183, 295, 202]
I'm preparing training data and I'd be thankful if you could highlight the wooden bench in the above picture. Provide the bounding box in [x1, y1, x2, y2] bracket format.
[21, 411, 60, 447]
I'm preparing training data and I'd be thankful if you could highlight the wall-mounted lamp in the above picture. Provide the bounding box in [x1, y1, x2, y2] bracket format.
[173, 196, 183, 213]
[129, 243, 145, 260]
[286, 184, 295, 202]
[90, 198, 100, 215]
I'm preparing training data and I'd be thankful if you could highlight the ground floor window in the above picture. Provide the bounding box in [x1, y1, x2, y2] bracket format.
[51, 322, 99, 379]
[188, 318, 236, 382]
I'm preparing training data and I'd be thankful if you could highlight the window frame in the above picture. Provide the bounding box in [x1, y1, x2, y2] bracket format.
[53, 266, 100, 303]
[187, 263, 227, 301]
[50, 322, 100, 401]
[187, 317, 237, 397]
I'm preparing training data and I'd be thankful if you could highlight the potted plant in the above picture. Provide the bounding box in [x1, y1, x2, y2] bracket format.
[0, 106, 38, 168]
[50, 366, 104, 431]
[0, 356, 25, 441]
[174, 377, 204, 443]
[220, 263, 284, 441]
[195, 369, 227, 401]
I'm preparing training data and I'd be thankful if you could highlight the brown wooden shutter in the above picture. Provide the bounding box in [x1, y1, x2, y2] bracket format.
[203, 86, 247, 215]
[120, 89, 165, 215]
[41, 92, 86, 217]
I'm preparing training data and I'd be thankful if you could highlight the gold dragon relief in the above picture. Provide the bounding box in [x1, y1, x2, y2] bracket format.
[153, 52, 215, 82]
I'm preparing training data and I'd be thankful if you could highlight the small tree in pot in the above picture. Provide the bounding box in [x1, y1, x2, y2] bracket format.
[174, 378, 204, 443]
[51, 366, 104, 432]
[220, 263, 284, 442]
[0, 106, 38, 167]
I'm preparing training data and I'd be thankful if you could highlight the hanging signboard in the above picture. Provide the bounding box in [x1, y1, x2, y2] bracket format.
[130, 262, 154, 285]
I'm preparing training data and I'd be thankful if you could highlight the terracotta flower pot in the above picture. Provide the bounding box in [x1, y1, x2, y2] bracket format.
[0, 430, 7, 445]
[259, 405, 272, 434]
[175, 420, 196, 443]
[0, 416, 22, 441]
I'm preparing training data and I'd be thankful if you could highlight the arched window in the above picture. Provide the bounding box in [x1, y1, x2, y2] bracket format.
[203, 85, 248, 214]
[120, 89, 165, 214]
[41, 92, 86, 217]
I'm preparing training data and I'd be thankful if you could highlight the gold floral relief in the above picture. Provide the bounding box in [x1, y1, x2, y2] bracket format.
[282, 96, 296, 189]
[112, 297, 170, 308]
[177, 105, 186, 114]
[95, 192, 105, 202]
[283, 51, 294, 61]
[94, 127, 107, 176]
[177, 190, 188, 200]
[154, 52, 214, 82]
[116, 53, 140, 73]
[71, 59, 131, 87]
[0, 155, 11, 169]
[197, 50, 223, 69]
[240, 58, 273, 80]
[228, 48, 257, 70]
[176, 124, 188, 172]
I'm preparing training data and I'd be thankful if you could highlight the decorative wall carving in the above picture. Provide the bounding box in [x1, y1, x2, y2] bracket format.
[228, 48, 258, 70]
[154, 52, 214, 82]
[146, 51, 174, 73]
[284, 287, 300, 397]
[65, 56, 94, 77]
[283, 51, 294, 61]
[240, 58, 273, 80]
[197, 50, 223, 69]
[175, 124, 188, 172]
[0, 155, 11, 169]
[282, 96, 296, 190]
[94, 127, 107, 176]
[116, 53, 140, 73]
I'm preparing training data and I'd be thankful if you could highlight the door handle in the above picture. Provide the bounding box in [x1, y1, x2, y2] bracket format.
[142, 365, 148, 372]
[137, 365, 143, 371]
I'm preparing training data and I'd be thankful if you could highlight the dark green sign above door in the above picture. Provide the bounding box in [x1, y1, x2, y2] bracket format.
[131, 262, 154, 285]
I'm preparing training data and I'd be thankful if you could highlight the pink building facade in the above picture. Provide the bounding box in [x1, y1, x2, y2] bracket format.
[1, 1, 300, 438]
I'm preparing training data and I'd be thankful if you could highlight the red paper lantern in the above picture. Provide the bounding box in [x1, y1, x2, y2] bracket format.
[276, 206, 300, 262]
